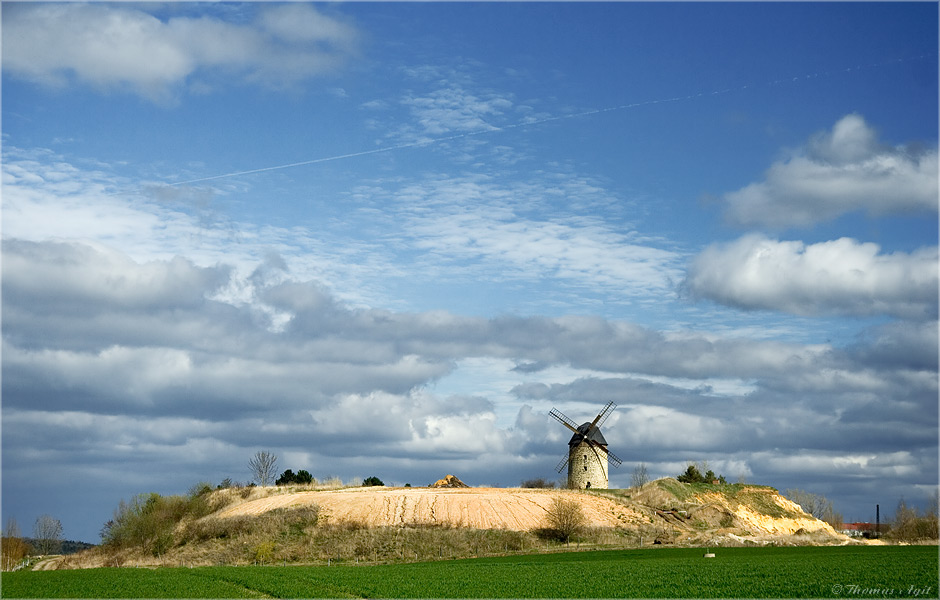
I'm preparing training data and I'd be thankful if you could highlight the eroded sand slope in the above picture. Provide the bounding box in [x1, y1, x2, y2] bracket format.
[215, 486, 648, 531]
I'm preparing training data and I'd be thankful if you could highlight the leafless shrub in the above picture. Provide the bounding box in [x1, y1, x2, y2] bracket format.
[543, 497, 587, 545]
[521, 478, 556, 489]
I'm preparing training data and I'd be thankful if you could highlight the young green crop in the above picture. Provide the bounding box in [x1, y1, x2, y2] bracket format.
[4, 546, 937, 598]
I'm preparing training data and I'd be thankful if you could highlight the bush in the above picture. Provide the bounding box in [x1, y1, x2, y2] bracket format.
[363, 476, 384, 487]
[101, 493, 182, 555]
[182, 515, 254, 542]
[887, 499, 939, 542]
[254, 541, 275, 564]
[677, 463, 726, 484]
[521, 478, 556, 489]
[276, 469, 315, 485]
[543, 497, 587, 545]
[1, 536, 31, 570]
[101, 484, 229, 556]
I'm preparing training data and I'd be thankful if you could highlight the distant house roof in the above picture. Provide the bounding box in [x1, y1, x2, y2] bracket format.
[569, 422, 608, 447]
[842, 522, 876, 531]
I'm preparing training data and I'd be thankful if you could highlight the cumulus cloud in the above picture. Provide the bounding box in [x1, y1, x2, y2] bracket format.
[847, 320, 939, 372]
[684, 234, 938, 319]
[1, 3, 359, 102]
[2, 239, 231, 313]
[721, 114, 938, 227]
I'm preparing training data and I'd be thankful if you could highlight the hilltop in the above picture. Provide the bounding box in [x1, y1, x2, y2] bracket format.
[211, 478, 839, 540]
[54, 478, 851, 569]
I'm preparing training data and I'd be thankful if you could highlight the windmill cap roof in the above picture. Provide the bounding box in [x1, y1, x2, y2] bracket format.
[569, 422, 607, 446]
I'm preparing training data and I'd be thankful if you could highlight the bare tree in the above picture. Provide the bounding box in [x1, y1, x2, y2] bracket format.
[785, 488, 843, 527]
[32, 514, 63, 555]
[4, 517, 21, 539]
[248, 450, 278, 486]
[785, 488, 831, 520]
[544, 497, 587, 546]
[631, 463, 650, 488]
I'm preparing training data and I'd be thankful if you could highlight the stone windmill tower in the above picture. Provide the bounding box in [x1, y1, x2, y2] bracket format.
[550, 402, 622, 489]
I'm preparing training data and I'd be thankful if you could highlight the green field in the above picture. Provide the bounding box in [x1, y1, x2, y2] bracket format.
[3, 546, 937, 598]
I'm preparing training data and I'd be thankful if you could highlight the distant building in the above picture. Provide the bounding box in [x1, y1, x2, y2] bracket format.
[841, 522, 880, 538]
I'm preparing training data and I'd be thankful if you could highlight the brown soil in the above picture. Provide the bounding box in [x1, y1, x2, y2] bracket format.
[30, 556, 66, 571]
[214, 486, 649, 531]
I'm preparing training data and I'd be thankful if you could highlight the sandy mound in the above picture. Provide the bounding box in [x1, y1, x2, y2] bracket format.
[625, 479, 843, 542]
[432, 474, 469, 488]
[205, 478, 848, 546]
[214, 486, 648, 531]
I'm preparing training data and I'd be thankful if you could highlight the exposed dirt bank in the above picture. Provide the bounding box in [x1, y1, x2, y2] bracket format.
[215, 486, 649, 531]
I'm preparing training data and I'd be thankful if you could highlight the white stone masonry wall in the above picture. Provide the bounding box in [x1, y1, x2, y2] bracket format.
[567, 440, 609, 489]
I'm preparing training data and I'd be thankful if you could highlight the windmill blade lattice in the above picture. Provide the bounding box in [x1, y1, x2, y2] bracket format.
[548, 407, 579, 433]
[592, 401, 617, 430]
[604, 447, 624, 467]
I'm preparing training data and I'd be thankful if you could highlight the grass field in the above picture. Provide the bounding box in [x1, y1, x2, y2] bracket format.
[3, 545, 937, 598]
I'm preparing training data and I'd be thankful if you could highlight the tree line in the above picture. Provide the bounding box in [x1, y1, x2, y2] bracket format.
[246, 450, 383, 488]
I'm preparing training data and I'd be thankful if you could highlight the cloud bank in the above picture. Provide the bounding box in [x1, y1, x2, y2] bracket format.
[1, 3, 359, 103]
[4, 236, 935, 536]
[685, 234, 938, 319]
[722, 114, 938, 227]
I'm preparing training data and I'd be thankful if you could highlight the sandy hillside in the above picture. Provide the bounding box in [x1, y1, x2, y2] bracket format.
[210, 479, 849, 544]
[215, 486, 648, 531]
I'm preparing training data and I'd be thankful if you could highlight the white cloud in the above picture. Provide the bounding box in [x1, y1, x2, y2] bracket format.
[1, 3, 359, 103]
[722, 114, 938, 227]
[3, 239, 230, 312]
[619, 405, 732, 450]
[360, 64, 520, 149]
[685, 234, 938, 319]
[354, 173, 685, 299]
[755, 451, 921, 479]
[1, 146, 405, 311]
[401, 85, 513, 139]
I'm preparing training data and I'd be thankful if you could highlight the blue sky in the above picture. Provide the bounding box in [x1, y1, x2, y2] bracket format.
[2, 2, 937, 543]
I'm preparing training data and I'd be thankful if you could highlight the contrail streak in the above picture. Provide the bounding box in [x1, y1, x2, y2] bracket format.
[167, 53, 932, 187]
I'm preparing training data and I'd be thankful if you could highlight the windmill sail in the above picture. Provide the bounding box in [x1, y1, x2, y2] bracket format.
[592, 401, 616, 430]
[549, 407, 580, 433]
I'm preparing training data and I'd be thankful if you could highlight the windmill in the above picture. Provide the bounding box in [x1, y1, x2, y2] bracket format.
[550, 401, 622, 489]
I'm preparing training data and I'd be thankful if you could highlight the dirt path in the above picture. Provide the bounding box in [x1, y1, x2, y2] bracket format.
[30, 556, 66, 571]
[214, 487, 648, 531]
